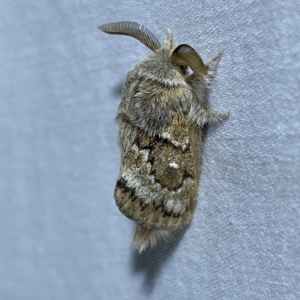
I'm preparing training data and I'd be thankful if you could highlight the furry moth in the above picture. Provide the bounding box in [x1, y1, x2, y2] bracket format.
[98, 21, 228, 253]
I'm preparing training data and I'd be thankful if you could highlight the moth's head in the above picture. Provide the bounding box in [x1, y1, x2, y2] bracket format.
[171, 56, 189, 77]
[98, 21, 208, 77]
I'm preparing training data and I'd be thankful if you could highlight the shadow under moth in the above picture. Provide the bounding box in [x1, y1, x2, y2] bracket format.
[98, 21, 228, 253]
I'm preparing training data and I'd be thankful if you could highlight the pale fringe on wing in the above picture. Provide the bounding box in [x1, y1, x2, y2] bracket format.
[132, 225, 169, 253]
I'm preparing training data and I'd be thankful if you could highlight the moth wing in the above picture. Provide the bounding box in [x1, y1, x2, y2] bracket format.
[114, 113, 200, 230]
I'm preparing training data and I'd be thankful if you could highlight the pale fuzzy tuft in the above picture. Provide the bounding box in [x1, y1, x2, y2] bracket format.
[165, 29, 173, 49]
[132, 226, 169, 253]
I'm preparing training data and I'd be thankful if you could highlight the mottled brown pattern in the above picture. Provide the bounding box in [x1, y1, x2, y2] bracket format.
[115, 113, 198, 231]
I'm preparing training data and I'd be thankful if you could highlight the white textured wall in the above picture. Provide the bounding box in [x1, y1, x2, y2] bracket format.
[1, 1, 299, 299]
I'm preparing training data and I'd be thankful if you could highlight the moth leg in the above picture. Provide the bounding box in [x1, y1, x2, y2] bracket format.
[207, 51, 223, 76]
[203, 51, 229, 124]
[188, 105, 228, 127]
[187, 51, 228, 126]
[202, 108, 229, 124]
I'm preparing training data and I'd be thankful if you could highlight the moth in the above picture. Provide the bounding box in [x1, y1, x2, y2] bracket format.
[98, 21, 228, 253]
